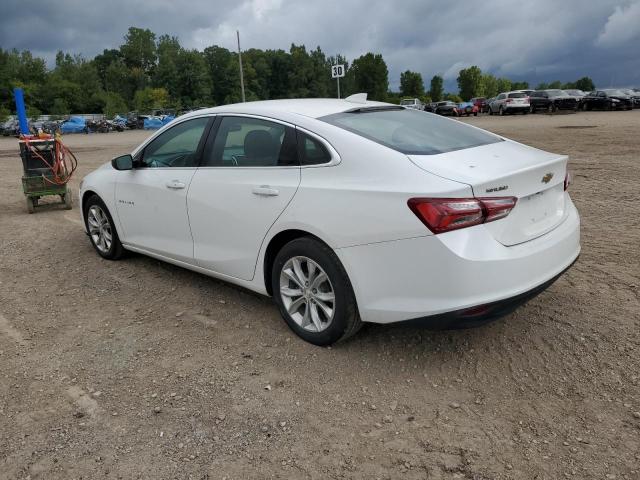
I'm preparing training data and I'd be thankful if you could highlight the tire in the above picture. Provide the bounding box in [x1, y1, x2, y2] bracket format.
[488, 107, 493, 116]
[582, 102, 588, 111]
[473, 111, 478, 116]
[271, 237, 361, 346]
[84, 194, 124, 260]
[529, 105, 535, 114]
[547, 103, 555, 114]
[63, 191, 72, 210]
[499, 106, 504, 116]
[26, 197, 35, 214]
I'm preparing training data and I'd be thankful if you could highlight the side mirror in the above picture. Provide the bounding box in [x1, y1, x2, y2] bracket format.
[112, 154, 133, 171]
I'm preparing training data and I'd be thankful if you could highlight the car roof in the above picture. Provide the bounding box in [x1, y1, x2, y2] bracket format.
[179, 98, 392, 121]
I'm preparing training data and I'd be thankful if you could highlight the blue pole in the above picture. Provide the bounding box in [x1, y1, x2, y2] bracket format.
[14, 88, 30, 135]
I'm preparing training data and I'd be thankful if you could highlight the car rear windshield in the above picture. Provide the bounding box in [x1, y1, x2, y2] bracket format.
[508, 93, 527, 98]
[320, 107, 502, 155]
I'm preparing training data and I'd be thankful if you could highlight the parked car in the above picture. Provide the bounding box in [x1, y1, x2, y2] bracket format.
[581, 90, 633, 111]
[564, 89, 587, 103]
[80, 96, 580, 345]
[620, 89, 640, 108]
[400, 98, 424, 110]
[487, 91, 530, 115]
[529, 90, 578, 113]
[470, 97, 489, 113]
[432, 101, 459, 116]
[455, 102, 479, 116]
[512, 89, 535, 97]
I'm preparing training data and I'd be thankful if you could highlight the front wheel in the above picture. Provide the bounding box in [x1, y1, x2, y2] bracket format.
[499, 106, 504, 116]
[272, 237, 361, 346]
[84, 195, 124, 260]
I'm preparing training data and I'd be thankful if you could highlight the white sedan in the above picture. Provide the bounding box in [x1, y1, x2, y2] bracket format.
[79, 94, 580, 345]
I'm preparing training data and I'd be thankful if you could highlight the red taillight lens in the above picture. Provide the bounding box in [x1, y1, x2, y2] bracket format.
[564, 171, 572, 191]
[408, 197, 518, 234]
[481, 197, 518, 222]
[506, 98, 513, 103]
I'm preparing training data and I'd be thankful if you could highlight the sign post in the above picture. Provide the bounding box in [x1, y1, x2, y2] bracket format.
[331, 64, 345, 99]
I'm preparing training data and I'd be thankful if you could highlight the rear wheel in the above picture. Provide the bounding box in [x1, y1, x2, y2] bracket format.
[84, 195, 124, 260]
[582, 102, 589, 111]
[499, 106, 504, 116]
[547, 103, 555, 114]
[529, 105, 536, 114]
[26, 197, 35, 214]
[272, 237, 361, 346]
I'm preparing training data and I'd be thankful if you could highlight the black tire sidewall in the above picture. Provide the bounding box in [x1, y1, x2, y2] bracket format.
[84, 195, 123, 260]
[271, 237, 357, 346]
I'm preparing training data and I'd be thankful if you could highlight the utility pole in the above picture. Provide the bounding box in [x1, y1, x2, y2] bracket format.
[237, 30, 246, 103]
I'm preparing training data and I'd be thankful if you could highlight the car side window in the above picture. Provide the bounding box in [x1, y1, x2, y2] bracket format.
[205, 116, 298, 167]
[296, 131, 332, 166]
[140, 117, 209, 168]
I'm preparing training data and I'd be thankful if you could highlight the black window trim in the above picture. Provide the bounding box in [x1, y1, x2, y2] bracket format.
[294, 126, 341, 168]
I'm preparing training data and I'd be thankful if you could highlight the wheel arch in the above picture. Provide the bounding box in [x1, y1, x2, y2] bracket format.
[262, 229, 334, 296]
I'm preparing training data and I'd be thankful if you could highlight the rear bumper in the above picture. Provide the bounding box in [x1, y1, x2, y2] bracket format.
[336, 197, 580, 324]
[403, 258, 576, 329]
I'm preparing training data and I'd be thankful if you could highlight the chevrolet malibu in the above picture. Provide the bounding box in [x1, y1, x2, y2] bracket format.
[80, 95, 580, 345]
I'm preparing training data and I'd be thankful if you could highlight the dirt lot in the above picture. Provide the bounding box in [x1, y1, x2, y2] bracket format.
[0, 110, 639, 480]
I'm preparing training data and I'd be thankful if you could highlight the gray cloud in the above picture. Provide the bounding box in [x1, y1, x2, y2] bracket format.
[1, 0, 639, 90]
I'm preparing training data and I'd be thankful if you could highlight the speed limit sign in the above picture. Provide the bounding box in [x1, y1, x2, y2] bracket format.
[331, 64, 345, 78]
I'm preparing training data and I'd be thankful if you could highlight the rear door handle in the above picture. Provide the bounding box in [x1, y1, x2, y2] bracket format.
[166, 180, 186, 190]
[252, 186, 279, 196]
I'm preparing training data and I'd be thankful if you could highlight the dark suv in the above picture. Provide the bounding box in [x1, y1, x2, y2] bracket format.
[529, 90, 578, 113]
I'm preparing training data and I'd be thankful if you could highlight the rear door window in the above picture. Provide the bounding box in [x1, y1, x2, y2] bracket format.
[508, 93, 527, 98]
[204, 116, 298, 167]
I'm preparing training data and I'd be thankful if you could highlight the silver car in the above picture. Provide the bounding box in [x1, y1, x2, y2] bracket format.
[488, 91, 530, 115]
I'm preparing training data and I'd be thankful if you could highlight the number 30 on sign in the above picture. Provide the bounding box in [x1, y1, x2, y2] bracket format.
[331, 65, 345, 78]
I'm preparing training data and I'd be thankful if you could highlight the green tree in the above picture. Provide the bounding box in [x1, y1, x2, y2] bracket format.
[457, 66, 483, 100]
[134, 87, 169, 111]
[174, 49, 210, 107]
[548, 80, 562, 89]
[482, 74, 498, 98]
[349, 53, 388, 101]
[511, 81, 529, 90]
[443, 93, 462, 103]
[496, 78, 512, 94]
[400, 70, 424, 98]
[102, 92, 128, 117]
[121, 27, 157, 74]
[574, 77, 595, 91]
[429, 75, 444, 102]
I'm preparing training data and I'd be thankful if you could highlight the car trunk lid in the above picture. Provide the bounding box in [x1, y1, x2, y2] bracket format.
[408, 140, 568, 246]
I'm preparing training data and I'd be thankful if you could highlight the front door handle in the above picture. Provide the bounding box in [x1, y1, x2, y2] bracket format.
[252, 186, 279, 196]
[166, 180, 186, 190]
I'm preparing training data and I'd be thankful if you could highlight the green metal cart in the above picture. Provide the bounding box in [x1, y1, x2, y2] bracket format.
[20, 138, 72, 213]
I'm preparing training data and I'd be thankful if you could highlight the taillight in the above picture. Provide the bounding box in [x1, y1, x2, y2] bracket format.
[506, 98, 513, 103]
[564, 171, 572, 191]
[408, 197, 518, 234]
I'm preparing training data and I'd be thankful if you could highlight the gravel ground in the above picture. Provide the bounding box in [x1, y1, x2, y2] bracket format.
[0, 110, 639, 479]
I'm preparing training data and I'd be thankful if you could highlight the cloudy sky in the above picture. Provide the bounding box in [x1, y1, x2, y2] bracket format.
[1, 0, 639, 90]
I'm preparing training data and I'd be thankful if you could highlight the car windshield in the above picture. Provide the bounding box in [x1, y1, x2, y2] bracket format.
[565, 90, 583, 95]
[546, 90, 565, 97]
[320, 107, 502, 155]
[508, 93, 527, 98]
[603, 89, 626, 96]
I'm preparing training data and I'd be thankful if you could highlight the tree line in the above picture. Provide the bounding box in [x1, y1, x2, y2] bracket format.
[0, 27, 596, 119]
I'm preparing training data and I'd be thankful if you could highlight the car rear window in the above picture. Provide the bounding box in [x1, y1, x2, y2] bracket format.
[508, 93, 527, 98]
[320, 107, 501, 155]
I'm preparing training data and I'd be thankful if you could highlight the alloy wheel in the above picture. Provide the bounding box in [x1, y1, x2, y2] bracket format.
[87, 205, 113, 253]
[279, 256, 335, 333]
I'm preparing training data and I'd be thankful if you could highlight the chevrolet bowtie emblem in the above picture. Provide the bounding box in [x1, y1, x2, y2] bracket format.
[541, 172, 554, 184]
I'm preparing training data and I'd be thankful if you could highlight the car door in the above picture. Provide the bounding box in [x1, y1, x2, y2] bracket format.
[114, 116, 213, 262]
[188, 115, 301, 280]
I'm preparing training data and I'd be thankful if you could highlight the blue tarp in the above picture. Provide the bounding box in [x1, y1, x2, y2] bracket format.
[60, 116, 86, 134]
[143, 117, 163, 130]
[161, 115, 175, 126]
[113, 115, 127, 126]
